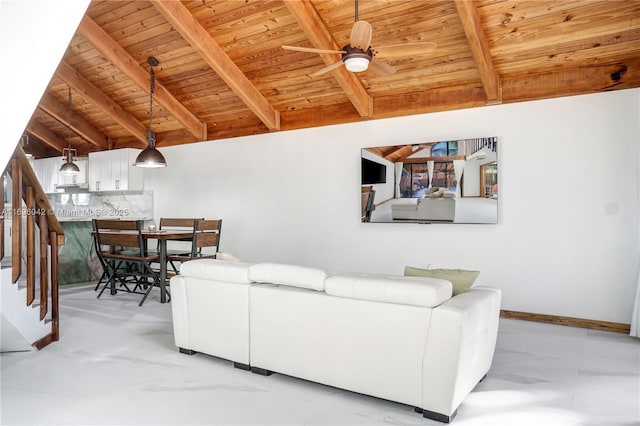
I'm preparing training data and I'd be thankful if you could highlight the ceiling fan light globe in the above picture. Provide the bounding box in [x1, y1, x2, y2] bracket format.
[344, 56, 370, 72]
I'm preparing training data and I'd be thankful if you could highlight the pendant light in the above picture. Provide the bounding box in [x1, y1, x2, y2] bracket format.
[59, 87, 80, 176]
[134, 57, 166, 168]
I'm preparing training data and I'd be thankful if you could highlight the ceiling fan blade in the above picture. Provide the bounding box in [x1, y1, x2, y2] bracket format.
[369, 57, 396, 75]
[282, 45, 345, 55]
[373, 42, 437, 58]
[350, 20, 372, 49]
[311, 60, 345, 76]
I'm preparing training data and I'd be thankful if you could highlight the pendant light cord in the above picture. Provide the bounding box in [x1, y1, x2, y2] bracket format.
[148, 67, 156, 146]
[67, 87, 72, 141]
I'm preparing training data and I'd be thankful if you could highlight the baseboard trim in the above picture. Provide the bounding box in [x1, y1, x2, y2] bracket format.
[500, 310, 630, 334]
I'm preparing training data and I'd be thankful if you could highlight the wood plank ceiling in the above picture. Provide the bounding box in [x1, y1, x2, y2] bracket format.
[20, 0, 640, 158]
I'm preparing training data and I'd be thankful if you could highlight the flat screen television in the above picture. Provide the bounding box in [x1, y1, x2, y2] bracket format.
[361, 157, 386, 184]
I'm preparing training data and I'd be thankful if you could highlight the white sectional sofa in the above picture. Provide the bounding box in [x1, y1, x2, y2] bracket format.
[170, 259, 502, 423]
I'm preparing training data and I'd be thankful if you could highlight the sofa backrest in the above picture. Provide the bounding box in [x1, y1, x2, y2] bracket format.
[325, 273, 452, 307]
[180, 260, 454, 308]
[248, 262, 327, 291]
[179, 258, 253, 284]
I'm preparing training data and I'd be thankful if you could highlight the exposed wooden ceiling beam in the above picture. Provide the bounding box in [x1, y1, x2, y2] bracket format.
[77, 16, 207, 141]
[38, 93, 108, 150]
[150, 1, 280, 132]
[283, 0, 372, 118]
[280, 101, 362, 131]
[454, 0, 501, 104]
[502, 59, 640, 103]
[375, 84, 489, 119]
[25, 122, 66, 154]
[55, 61, 148, 149]
[388, 146, 416, 163]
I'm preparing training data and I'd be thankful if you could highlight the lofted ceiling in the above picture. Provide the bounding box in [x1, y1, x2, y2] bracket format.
[20, 0, 640, 159]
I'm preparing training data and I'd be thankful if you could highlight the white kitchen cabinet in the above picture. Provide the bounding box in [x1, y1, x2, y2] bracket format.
[33, 157, 62, 193]
[88, 148, 143, 192]
[88, 150, 110, 191]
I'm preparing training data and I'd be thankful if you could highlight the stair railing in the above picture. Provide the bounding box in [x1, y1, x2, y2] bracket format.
[1, 145, 64, 349]
[465, 137, 498, 157]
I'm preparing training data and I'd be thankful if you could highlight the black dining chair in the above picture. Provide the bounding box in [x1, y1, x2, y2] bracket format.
[92, 218, 117, 292]
[93, 219, 162, 306]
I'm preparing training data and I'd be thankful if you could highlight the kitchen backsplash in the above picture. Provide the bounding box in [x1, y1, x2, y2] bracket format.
[46, 190, 153, 222]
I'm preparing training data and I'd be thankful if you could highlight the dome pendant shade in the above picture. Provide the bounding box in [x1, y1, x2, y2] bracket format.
[134, 146, 166, 168]
[60, 148, 80, 176]
[60, 161, 80, 176]
[134, 135, 167, 168]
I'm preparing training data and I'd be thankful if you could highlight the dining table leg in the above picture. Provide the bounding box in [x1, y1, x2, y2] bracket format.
[159, 239, 168, 303]
[109, 247, 117, 295]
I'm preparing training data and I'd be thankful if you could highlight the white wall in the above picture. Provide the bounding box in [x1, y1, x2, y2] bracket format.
[147, 89, 639, 324]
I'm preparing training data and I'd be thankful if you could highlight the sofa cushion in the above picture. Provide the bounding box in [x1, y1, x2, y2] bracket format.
[325, 273, 452, 307]
[179, 259, 253, 284]
[248, 263, 327, 291]
[404, 266, 480, 295]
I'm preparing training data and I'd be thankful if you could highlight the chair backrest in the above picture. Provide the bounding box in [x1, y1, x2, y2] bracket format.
[94, 219, 138, 231]
[159, 217, 202, 252]
[193, 219, 222, 256]
[159, 218, 202, 230]
[94, 219, 142, 250]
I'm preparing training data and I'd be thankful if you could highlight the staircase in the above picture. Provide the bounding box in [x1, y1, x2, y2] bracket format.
[0, 146, 64, 351]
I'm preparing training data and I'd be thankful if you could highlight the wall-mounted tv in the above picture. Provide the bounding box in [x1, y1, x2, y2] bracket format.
[361, 137, 498, 224]
[361, 157, 387, 184]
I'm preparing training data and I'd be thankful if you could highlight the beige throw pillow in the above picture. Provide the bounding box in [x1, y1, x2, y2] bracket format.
[404, 266, 480, 295]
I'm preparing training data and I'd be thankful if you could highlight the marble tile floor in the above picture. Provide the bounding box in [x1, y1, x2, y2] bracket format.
[1, 282, 639, 426]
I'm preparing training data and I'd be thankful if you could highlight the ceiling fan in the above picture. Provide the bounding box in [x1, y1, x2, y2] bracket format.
[282, 0, 437, 76]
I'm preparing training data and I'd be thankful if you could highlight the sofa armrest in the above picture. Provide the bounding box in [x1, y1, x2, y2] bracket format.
[421, 287, 502, 418]
[169, 273, 252, 364]
[169, 275, 190, 350]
